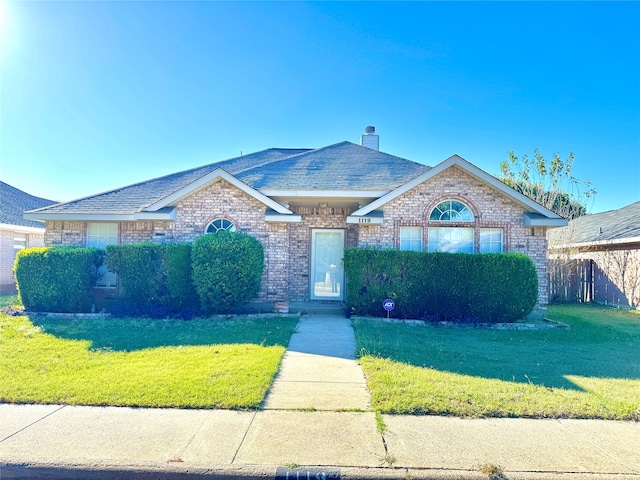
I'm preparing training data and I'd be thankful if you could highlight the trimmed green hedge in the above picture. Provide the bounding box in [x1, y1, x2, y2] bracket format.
[14, 247, 103, 313]
[192, 231, 264, 314]
[106, 243, 163, 305]
[344, 248, 538, 322]
[162, 243, 199, 312]
[105, 243, 197, 315]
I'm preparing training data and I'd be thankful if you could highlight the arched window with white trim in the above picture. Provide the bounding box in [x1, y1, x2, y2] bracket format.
[205, 218, 236, 234]
[428, 200, 474, 253]
[429, 200, 474, 222]
[427, 199, 504, 254]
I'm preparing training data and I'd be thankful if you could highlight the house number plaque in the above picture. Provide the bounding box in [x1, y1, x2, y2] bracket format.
[275, 467, 340, 479]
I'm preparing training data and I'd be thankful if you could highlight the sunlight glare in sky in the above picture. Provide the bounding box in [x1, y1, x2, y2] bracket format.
[0, 0, 14, 57]
[0, 1, 6, 44]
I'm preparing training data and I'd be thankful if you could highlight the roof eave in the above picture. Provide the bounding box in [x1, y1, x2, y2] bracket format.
[23, 209, 177, 222]
[523, 213, 568, 227]
[264, 213, 302, 223]
[550, 235, 640, 250]
[0, 223, 46, 234]
[346, 210, 385, 224]
[259, 189, 389, 198]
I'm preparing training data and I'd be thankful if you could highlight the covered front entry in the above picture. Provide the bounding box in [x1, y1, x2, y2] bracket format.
[310, 229, 345, 300]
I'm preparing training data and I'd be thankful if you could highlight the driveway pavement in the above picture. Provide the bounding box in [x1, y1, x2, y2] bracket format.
[1, 314, 639, 479]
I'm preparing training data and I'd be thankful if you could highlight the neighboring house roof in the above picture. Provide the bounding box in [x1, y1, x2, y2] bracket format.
[24, 141, 565, 227]
[0, 181, 55, 230]
[549, 201, 640, 248]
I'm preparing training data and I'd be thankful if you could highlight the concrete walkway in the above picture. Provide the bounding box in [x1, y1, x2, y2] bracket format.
[263, 314, 371, 411]
[1, 314, 639, 479]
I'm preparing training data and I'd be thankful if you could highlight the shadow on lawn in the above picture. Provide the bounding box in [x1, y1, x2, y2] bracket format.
[355, 307, 640, 391]
[29, 314, 298, 352]
[414, 337, 640, 391]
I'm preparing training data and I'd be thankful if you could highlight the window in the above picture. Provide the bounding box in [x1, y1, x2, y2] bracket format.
[425, 200, 505, 254]
[480, 228, 503, 253]
[86, 223, 118, 288]
[205, 218, 236, 234]
[86, 223, 118, 248]
[400, 227, 423, 251]
[429, 200, 474, 222]
[14, 233, 27, 252]
[428, 227, 474, 253]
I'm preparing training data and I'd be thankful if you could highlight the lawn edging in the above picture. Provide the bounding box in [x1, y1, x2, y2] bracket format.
[6, 309, 302, 321]
[353, 315, 570, 330]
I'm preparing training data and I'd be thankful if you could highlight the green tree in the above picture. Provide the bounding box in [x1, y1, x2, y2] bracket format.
[499, 149, 596, 219]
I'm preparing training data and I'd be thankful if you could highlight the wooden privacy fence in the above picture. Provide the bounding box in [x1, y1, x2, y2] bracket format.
[548, 259, 593, 304]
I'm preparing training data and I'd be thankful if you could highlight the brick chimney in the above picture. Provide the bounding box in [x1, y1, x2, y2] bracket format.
[360, 126, 379, 150]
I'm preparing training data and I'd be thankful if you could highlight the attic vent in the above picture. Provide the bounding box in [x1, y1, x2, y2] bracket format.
[361, 126, 379, 151]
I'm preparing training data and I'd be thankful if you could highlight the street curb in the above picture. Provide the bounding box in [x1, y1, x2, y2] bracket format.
[0, 462, 486, 480]
[4, 462, 639, 480]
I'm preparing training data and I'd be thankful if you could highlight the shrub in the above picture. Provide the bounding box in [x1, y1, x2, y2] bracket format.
[345, 248, 538, 322]
[105, 243, 198, 316]
[106, 243, 163, 306]
[161, 243, 198, 312]
[14, 247, 103, 313]
[343, 248, 418, 319]
[191, 231, 264, 314]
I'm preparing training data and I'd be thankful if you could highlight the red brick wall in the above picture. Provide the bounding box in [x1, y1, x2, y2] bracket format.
[45, 221, 85, 246]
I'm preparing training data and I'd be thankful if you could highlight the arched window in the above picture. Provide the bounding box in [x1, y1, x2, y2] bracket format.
[429, 200, 474, 222]
[428, 200, 474, 253]
[205, 218, 236, 234]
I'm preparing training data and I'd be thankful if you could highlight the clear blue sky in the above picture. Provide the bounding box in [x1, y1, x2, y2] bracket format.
[1, 1, 638, 213]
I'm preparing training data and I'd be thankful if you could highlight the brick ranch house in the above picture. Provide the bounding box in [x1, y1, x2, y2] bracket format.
[25, 128, 567, 317]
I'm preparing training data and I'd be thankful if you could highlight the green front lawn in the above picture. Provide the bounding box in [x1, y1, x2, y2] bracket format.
[0, 294, 20, 309]
[353, 304, 640, 420]
[0, 308, 298, 409]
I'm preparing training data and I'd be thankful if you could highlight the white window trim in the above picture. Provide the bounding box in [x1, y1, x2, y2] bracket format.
[86, 223, 118, 288]
[428, 227, 474, 254]
[399, 226, 423, 251]
[14, 233, 27, 251]
[480, 228, 504, 253]
[205, 218, 237, 234]
[429, 200, 474, 222]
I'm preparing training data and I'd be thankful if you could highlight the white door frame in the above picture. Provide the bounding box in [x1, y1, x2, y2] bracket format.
[310, 229, 345, 300]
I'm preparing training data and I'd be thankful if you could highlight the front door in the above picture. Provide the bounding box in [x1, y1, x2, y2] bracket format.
[310, 229, 345, 300]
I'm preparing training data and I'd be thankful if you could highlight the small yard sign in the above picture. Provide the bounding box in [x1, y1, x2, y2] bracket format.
[383, 298, 395, 318]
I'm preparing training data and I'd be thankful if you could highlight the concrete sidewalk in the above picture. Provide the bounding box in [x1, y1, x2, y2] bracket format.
[263, 314, 371, 411]
[1, 314, 639, 479]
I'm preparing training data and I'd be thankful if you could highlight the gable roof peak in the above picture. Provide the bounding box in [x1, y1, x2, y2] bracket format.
[351, 153, 566, 223]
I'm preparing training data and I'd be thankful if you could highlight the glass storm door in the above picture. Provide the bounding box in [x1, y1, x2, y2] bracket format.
[311, 229, 345, 300]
